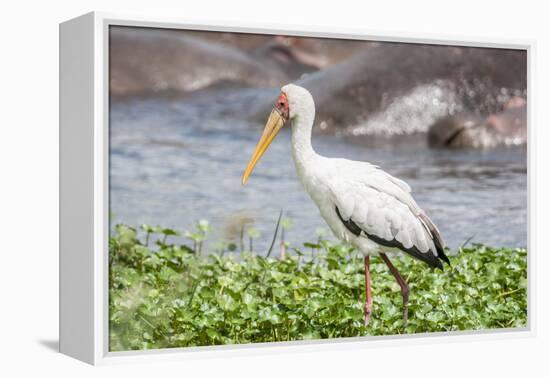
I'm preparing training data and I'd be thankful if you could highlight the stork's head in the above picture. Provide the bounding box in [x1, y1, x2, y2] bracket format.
[241, 84, 313, 185]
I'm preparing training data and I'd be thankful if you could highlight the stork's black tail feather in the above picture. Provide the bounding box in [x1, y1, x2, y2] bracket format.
[435, 238, 451, 267]
[419, 212, 450, 267]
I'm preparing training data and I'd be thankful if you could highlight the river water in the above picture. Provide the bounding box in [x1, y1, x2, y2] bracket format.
[109, 88, 527, 253]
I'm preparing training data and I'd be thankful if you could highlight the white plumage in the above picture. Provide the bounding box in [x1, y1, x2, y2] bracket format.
[284, 84, 447, 268]
[242, 83, 449, 325]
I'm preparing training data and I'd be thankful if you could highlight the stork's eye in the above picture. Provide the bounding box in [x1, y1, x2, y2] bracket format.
[279, 101, 285, 107]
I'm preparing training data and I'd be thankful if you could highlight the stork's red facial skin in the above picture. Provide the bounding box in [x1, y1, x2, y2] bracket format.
[275, 92, 290, 122]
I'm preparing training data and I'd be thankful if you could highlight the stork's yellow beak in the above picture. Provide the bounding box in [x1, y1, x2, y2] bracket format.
[242, 109, 285, 185]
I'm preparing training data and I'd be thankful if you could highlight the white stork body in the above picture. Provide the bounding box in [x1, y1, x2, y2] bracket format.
[242, 83, 449, 325]
[286, 84, 447, 267]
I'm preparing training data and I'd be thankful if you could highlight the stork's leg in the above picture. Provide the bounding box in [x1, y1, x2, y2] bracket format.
[363, 256, 373, 326]
[380, 253, 410, 323]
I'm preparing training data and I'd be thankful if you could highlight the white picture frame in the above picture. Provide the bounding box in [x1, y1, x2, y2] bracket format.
[59, 11, 534, 365]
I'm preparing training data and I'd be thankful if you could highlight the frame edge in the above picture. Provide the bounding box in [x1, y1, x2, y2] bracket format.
[59, 11, 97, 365]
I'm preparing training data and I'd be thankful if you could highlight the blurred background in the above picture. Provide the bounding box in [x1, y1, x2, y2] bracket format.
[109, 25, 527, 252]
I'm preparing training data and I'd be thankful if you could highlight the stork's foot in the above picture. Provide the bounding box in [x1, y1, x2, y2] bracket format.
[402, 304, 409, 324]
[380, 253, 410, 326]
[363, 256, 373, 327]
[401, 285, 410, 324]
[364, 302, 373, 326]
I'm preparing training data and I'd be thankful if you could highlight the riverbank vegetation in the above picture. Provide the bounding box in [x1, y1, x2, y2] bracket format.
[109, 222, 527, 351]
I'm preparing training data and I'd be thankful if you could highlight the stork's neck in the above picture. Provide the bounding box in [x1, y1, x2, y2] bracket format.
[290, 109, 317, 172]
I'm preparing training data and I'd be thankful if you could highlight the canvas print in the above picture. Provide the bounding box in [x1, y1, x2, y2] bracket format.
[108, 25, 527, 351]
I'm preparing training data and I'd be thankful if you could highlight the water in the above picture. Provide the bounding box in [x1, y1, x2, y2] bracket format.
[109, 88, 527, 253]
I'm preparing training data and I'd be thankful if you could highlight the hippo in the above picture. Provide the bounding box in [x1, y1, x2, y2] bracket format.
[109, 27, 368, 96]
[110, 26, 527, 148]
[428, 100, 527, 148]
[109, 26, 289, 96]
[295, 43, 526, 132]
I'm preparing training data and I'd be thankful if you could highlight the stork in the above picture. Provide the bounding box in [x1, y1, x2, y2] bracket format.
[242, 84, 450, 325]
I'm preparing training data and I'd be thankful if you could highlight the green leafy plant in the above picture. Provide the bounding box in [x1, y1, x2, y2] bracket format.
[280, 217, 293, 260]
[109, 222, 527, 351]
[184, 220, 210, 255]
